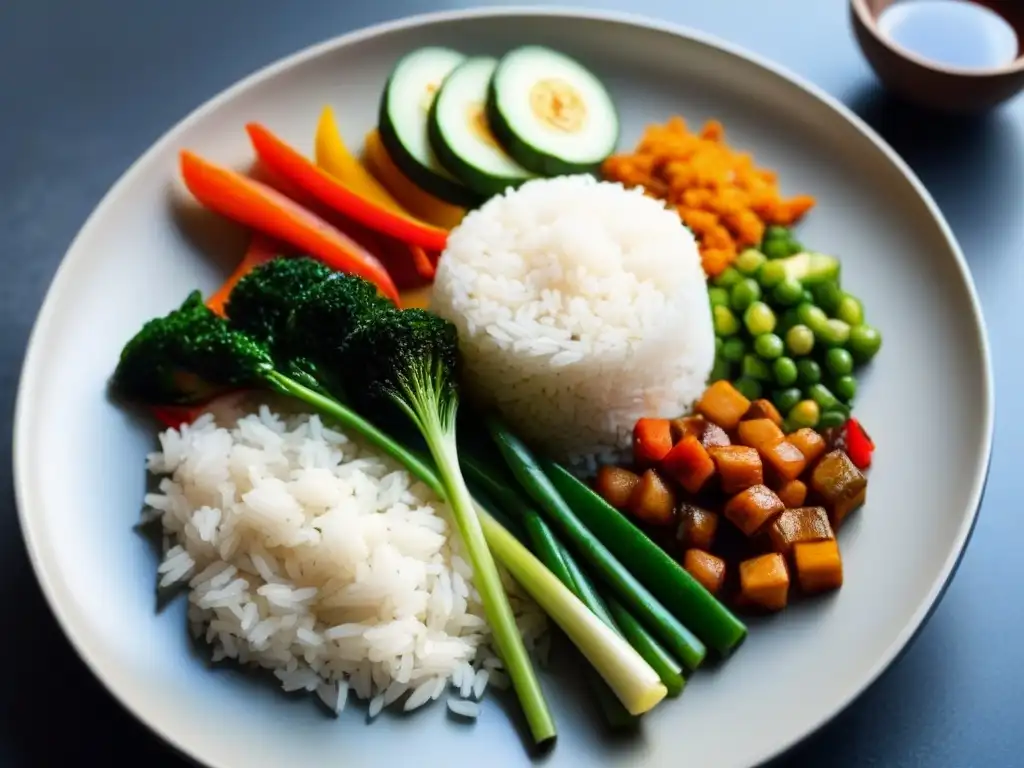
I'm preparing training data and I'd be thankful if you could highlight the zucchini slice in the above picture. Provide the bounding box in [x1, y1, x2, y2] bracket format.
[487, 45, 619, 176]
[378, 47, 480, 207]
[429, 57, 537, 197]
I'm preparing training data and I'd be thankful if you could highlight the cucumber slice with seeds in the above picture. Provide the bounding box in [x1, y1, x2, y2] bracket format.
[487, 45, 619, 176]
[429, 57, 538, 197]
[378, 47, 481, 207]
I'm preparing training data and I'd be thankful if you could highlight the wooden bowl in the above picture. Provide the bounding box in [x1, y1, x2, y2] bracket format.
[851, 0, 1024, 112]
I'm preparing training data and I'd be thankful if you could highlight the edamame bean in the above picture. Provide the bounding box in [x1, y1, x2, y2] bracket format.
[713, 305, 740, 336]
[825, 347, 854, 377]
[772, 356, 799, 387]
[754, 333, 785, 360]
[731, 279, 762, 313]
[785, 324, 815, 357]
[797, 359, 821, 385]
[849, 324, 883, 362]
[744, 301, 777, 336]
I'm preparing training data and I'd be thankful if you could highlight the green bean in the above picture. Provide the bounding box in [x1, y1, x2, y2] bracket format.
[753, 333, 785, 360]
[713, 305, 740, 337]
[605, 595, 686, 698]
[785, 324, 815, 357]
[772, 356, 799, 387]
[730, 279, 761, 313]
[744, 301, 776, 336]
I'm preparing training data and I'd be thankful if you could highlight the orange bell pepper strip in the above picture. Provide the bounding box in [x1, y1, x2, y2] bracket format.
[206, 234, 280, 316]
[178, 150, 399, 304]
[245, 122, 448, 253]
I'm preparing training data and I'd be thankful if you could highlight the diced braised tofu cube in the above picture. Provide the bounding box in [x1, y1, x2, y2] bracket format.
[594, 466, 641, 509]
[794, 539, 844, 593]
[709, 445, 763, 494]
[669, 415, 706, 444]
[724, 484, 785, 536]
[763, 440, 808, 482]
[768, 506, 834, 557]
[810, 450, 867, 526]
[776, 478, 808, 508]
[627, 469, 677, 526]
[739, 552, 790, 611]
[676, 504, 719, 551]
[742, 398, 783, 426]
[683, 549, 726, 595]
[662, 435, 716, 494]
[696, 380, 751, 431]
[737, 418, 785, 455]
[701, 422, 732, 448]
[788, 427, 828, 466]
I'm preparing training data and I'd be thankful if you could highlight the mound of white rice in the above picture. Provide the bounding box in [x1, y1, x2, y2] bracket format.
[143, 402, 547, 718]
[431, 175, 715, 469]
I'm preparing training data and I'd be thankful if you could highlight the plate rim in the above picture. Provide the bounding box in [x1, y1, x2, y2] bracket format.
[12, 6, 995, 767]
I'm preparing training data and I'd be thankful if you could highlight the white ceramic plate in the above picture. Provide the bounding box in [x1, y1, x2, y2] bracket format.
[13, 8, 993, 768]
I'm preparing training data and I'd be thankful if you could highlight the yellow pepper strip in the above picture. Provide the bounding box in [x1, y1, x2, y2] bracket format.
[363, 129, 466, 231]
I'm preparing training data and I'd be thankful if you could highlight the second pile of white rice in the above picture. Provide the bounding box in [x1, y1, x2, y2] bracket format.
[143, 397, 547, 720]
[431, 174, 715, 469]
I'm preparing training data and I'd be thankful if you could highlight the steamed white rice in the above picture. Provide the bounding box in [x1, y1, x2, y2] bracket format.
[142, 400, 547, 717]
[431, 175, 715, 470]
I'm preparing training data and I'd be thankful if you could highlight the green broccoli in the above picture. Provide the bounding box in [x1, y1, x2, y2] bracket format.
[336, 307, 553, 743]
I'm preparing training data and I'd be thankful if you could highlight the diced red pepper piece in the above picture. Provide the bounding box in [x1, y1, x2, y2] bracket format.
[844, 418, 875, 470]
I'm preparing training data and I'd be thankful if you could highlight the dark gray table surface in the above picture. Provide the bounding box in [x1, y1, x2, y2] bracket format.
[1, 0, 1020, 765]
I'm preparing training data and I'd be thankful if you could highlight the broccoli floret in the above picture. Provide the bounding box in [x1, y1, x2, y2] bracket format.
[224, 256, 333, 352]
[112, 291, 273, 404]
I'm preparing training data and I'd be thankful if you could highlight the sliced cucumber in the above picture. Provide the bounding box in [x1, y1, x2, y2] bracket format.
[378, 47, 481, 207]
[487, 45, 619, 176]
[429, 57, 538, 197]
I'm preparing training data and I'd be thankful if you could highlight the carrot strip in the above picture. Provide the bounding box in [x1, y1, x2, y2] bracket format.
[179, 150, 399, 304]
[206, 234, 280, 316]
[246, 122, 448, 253]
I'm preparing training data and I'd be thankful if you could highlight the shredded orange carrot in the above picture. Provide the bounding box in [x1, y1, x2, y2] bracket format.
[601, 116, 816, 277]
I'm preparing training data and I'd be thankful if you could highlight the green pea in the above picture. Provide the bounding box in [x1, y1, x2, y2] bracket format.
[758, 260, 787, 289]
[731, 278, 762, 313]
[781, 417, 799, 435]
[762, 237, 792, 260]
[715, 336, 724, 355]
[788, 399, 821, 429]
[807, 383, 840, 411]
[713, 266, 742, 288]
[772, 356, 799, 387]
[753, 333, 785, 360]
[773, 387, 803, 415]
[721, 336, 747, 363]
[797, 358, 822, 385]
[733, 376, 763, 400]
[796, 302, 829, 332]
[742, 354, 772, 381]
[744, 301, 777, 336]
[801, 290, 814, 304]
[835, 294, 864, 326]
[713, 305, 740, 336]
[833, 374, 858, 402]
[709, 286, 730, 308]
[710, 356, 732, 382]
[777, 307, 801, 335]
[810, 281, 843, 315]
[825, 347, 854, 377]
[762, 225, 792, 245]
[785, 324, 815, 357]
[818, 410, 848, 430]
[772, 278, 804, 307]
[816, 318, 851, 348]
[849, 324, 883, 363]
[735, 249, 767, 276]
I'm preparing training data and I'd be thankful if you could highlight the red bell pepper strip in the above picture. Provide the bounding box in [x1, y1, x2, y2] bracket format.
[844, 417, 875, 470]
[179, 150, 400, 304]
[151, 404, 208, 430]
[245, 122, 449, 253]
[206, 234, 281, 316]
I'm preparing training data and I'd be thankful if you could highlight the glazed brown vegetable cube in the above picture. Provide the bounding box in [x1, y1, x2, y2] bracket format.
[794, 539, 844, 593]
[742, 399, 783, 427]
[662, 435, 716, 494]
[724, 484, 785, 536]
[594, 466, 641, 509]
[670, 415, 706, 443]
[696, 380, 751, 431]
[811, 450, 867, 526]
[676, 504, 720, 551]
[776, 478, 808, 509]
[737, 418, 785, 455]
[701, 421, 732, 448]
[683, 549, 726, 595]
[768, 506, 834, 557]
[788, 427, 828, 466]
[633, 418, 674, 466]
[627, 469, 677, 526]
[739, 552, 790, 611]
[708, 445, 763, 494]
[762, 440, 808, 483]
